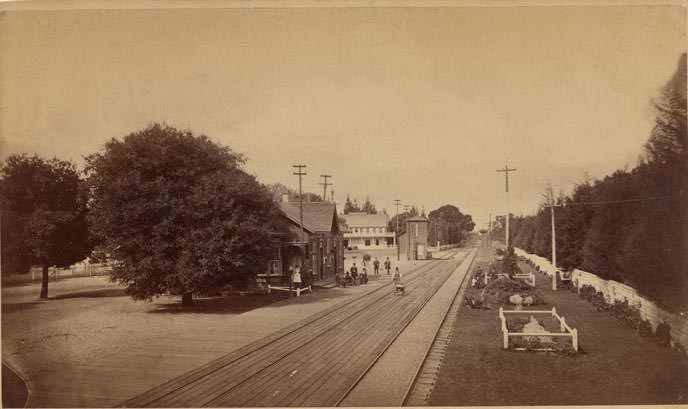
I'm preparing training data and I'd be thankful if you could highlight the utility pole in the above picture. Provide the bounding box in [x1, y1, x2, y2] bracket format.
[292, 164, 307, 246]
[488, 213, 492, 248]
[319, 174, 331, 202]
[394, 199, 401, 261]
[544, 185, 561, 291]
[496, 164, 517, 248]
[330, 188, 335, 203]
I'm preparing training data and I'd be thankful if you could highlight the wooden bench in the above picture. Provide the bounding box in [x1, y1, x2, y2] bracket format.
[267, 284, 312, 297]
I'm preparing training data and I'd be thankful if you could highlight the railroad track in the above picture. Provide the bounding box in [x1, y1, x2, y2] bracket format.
[121, 249, 466, 407]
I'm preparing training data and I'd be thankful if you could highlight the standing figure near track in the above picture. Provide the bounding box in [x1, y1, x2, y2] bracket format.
[373, 257, 380, 276]
[384, 257, 391, 275]
[393, 267, 405, 295]
[291, 265, 302, 296]
[350, 262, 359, 285]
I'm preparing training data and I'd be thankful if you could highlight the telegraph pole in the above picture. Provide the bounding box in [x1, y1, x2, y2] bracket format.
[488, 213, 492, 248]
[544, 186, 561, 290]
[496, 164, 517, 248]
[319, 174, 331, 202]
[293, 165, 307, 245]
[394, 199, 401, 261]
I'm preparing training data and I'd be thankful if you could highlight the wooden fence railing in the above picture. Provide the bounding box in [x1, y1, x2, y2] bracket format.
[498, 306, 578, 351]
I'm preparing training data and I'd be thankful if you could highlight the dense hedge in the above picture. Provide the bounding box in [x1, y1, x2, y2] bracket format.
[503, 55, 687, 313]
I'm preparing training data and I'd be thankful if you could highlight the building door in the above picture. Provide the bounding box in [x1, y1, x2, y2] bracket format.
[319, 245, 324, 279]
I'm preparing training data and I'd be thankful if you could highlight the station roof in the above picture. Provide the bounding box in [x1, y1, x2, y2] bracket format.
[341, 212, 388, 228]
[278, 201, 339, 234]
[405, 216, 429, 222]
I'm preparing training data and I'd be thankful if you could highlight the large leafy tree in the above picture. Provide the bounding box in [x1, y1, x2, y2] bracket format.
[0, 155, 92, 298]
[427, 205, 475, 246]
[86, 124, 290, 305]
[388, 205, 419, 235]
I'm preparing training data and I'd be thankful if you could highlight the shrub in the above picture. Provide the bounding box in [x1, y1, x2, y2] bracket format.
[362, 253, 371, 262]
[482, 276, 545, 306]
[654, 322, 672, 347]
[610, 300, 642, 329]
[579, 284, 597, 301]
[638, 319, 654, 338]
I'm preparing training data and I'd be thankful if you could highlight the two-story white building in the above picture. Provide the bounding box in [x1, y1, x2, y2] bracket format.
[341, 212, 395, 250]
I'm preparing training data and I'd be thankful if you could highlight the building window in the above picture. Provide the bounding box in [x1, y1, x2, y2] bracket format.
[365, 239, 371, 246]
[375, 239, 380, 246]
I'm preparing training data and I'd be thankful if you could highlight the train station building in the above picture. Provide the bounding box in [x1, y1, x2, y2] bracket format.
[398, 216, 430, 260]
[341, 212, 395, 250]
[268, 200, 345, 282]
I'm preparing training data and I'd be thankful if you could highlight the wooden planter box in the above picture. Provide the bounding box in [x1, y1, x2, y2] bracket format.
[498, 306, 578, 352]
[513, 272, 536, 287]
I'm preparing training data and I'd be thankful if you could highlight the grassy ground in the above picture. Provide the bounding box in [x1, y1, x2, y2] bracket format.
[430, 255, 688, 406]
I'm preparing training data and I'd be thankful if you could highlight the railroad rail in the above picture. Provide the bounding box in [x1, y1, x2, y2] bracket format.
[121, 250, 465, 407]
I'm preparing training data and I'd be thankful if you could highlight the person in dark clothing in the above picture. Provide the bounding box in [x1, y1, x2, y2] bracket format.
[373, 257, 380, 276]
[384, 257, 391, 275]
[350, 263, 359, 285]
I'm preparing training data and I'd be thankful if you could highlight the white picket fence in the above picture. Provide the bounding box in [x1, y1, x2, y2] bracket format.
[513, 272, 536, 287]
[515, 247, 688, 353]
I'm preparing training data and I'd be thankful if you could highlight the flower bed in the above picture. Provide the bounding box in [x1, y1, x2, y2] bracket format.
[498, 307, 578, 354]
[483, 276, 545, 307]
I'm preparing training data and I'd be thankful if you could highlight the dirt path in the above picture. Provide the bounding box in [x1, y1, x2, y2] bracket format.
[2, 363, 28, 408]
[1, 258, 425, 407]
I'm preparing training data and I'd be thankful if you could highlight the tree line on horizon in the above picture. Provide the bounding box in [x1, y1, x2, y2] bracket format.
[491, 54, 687, 313]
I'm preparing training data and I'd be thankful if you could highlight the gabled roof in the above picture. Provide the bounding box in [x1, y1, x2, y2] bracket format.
[341, 212, 388, 228]
[406, 216, 429, 222]
[278, 201, 338, 234]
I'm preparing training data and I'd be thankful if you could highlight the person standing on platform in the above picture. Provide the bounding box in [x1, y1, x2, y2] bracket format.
[384, 257, 391, 275]
[292, 265, 302, 291]
[373, 257, 380, 276]
[350, 262, 359, 285]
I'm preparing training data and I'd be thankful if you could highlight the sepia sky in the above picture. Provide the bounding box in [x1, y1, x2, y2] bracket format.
[0, 3, 685, 228]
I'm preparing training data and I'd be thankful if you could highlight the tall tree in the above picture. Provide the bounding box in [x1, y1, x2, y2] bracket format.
[86, 124, 290, 306]
[361, 196, 376, 214]
[427, 204, 475, 246]
[0, 154, 92, 298]
[343, 194, 359, 214]
[644, 53, 687, 167]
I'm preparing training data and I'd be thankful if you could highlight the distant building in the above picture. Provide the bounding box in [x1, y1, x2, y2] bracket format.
[341, 212, 395, 250]
[398, 216, 429, 260]
[271, 200, 345, 282]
